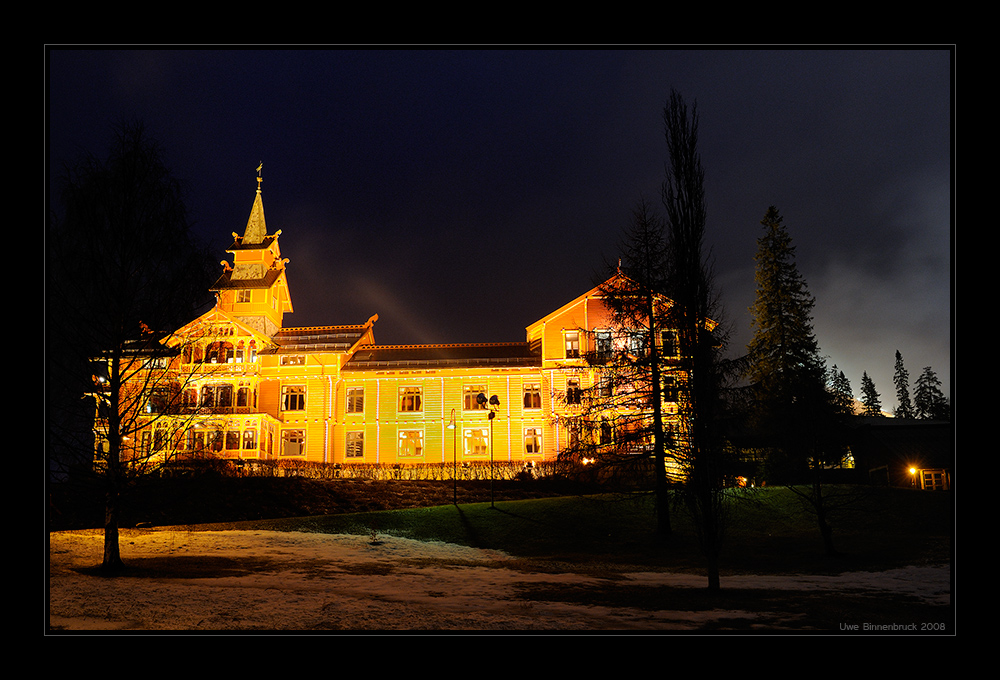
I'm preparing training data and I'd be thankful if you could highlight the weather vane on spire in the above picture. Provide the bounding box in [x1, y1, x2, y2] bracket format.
[256, 162, 263, 192]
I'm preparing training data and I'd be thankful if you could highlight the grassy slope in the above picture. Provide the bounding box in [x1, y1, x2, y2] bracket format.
[185, 483, 952, 576]
[50, 478, 954, 630]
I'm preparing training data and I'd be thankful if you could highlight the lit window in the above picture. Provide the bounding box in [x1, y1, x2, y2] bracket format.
[280, 355, 305, 366]
[242, 428, 257, 450]
[282, 385, 306, 411]
[226, 430, 240, 450]
[399, 386, 422, 412]
[346, 431, 364, 458]
[661, 330, 678, 357]
[662, 377, 678, 403]
[523, 383, 542, 409]
[145, 388, 168, 414]
[524, 427, 541, 455]
[237, 289, 252, 303]
[347, 387, 364, 414]
[201, 383, 234, 409]
[281, 430, 305, 456]
[629, 332, 648, 357]
[464, 385, 487, 411]
[464, 428, 490, 457]
[206, 341, 235, 364]
[186, 429, 205, 452]
[209, 430, 224, 452]
[565, 331, 580, 358]
[594, 330, 612, 360]
[600, 418, 613, 445]
[237, 386, 254, 408]
[566, 378, 583, 405]
[399, 430, 424, 458]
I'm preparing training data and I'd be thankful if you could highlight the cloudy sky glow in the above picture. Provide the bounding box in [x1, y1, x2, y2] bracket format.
[47, 47, 953, 411]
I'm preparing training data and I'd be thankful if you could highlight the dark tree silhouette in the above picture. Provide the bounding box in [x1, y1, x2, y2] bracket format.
[914, 366, 950, 420]
[661, 90, 735, 590]
[893, 350, 915, 419]
[48, 120, 215, 570]
[580, 199, 679, 538]
[860, 371, 883, 417]
[746, 206, 848, 556]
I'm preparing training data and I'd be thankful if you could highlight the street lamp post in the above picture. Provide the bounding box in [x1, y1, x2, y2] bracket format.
[447, 409, 458, 504]
[477, 392, 501, 508]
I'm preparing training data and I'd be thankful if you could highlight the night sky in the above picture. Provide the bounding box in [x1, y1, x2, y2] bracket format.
[47, 48, 953, 412]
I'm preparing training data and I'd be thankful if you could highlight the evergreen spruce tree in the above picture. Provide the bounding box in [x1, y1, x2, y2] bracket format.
[828, 364, 854, 415]
[914, 366, 950, 420]
[747, 206, 829, 469]
[747, 206, 845, 555]
[860, 371, 883, 417]
[893, 350, 915, 419]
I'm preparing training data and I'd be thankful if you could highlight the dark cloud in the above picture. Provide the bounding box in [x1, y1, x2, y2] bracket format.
[47, 47, 953, 410]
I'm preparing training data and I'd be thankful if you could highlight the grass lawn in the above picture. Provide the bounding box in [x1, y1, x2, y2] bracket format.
[226, 485, 952, 577]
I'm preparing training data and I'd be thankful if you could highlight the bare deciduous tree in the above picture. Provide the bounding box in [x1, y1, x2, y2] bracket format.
[48, 120, 215, 570]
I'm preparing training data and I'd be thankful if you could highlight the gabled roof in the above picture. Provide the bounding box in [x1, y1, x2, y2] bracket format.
[526, 275, 617, 332]
[166, 306, 275, 350]
[342, 342, 540, 371]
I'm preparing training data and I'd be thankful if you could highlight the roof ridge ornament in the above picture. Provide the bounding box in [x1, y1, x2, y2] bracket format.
[256, 162, 263, 194]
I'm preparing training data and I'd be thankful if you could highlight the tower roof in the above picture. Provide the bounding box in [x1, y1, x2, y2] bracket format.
[211, 169, 287, 292]
[242, 180, 268, 245]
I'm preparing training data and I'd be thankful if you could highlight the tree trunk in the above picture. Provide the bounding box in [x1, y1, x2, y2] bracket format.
[655, 480, 672, 538]
[811, 470, 838, 557]
[102, 489, 124, 571]
[706, 558, 721, 591]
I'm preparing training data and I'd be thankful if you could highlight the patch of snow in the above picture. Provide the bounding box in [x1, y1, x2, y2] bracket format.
[47, 529, 950, 632]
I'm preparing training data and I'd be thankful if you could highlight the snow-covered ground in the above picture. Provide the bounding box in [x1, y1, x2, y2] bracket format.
[47, 529, 950, 632]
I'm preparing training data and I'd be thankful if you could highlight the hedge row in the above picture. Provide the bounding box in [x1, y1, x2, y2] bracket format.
[161, 457, 563, 481]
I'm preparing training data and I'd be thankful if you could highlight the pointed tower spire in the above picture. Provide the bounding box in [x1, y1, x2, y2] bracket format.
[242, 163, 267, 245]
[210, 165, 293, 336]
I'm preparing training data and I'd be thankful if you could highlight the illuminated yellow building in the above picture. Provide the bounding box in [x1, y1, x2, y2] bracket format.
[110, 178, 686, 470]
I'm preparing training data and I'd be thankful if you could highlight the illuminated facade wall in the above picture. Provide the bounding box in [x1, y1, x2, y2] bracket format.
[114, 183, 684, 468]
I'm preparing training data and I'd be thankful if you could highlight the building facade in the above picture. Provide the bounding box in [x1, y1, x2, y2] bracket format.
[100, 180, 687, 471]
